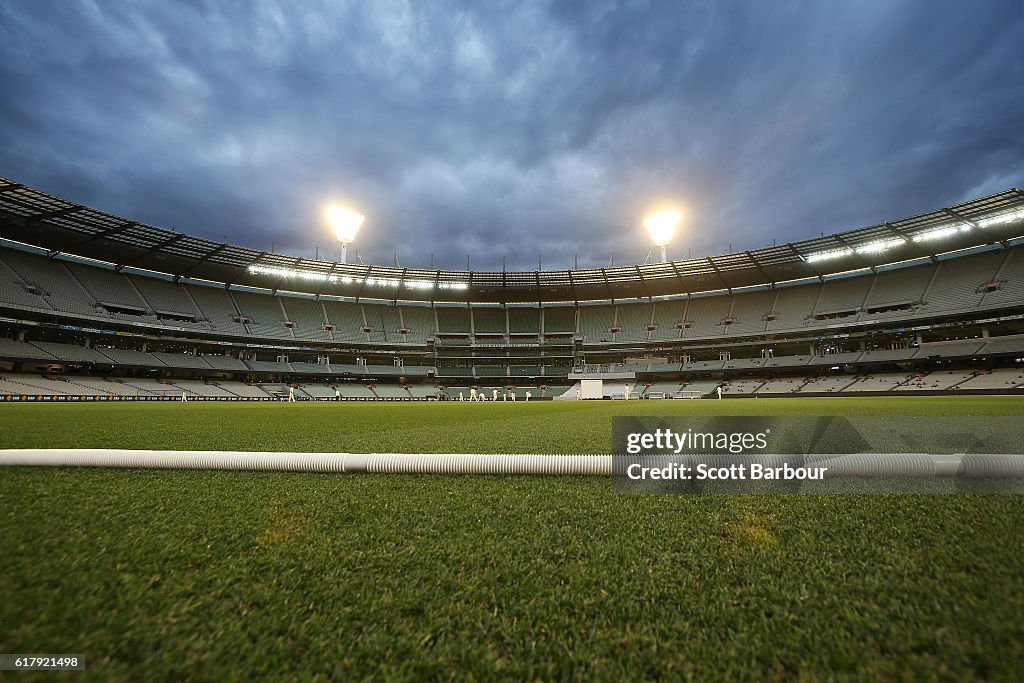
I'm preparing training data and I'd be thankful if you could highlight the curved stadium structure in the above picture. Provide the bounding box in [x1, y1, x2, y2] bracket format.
[1, 176, 1024, 400]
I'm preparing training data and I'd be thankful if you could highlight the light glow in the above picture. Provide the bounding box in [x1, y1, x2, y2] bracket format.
[326, 207, 365, 243]
[804, 248, 853, 263]
[978, 208, 1024, 228]
[912, 224, 971, 242]
[855, 238, 906, 255]
[247, 265, 467, 290]
[644, 209, 682, 247]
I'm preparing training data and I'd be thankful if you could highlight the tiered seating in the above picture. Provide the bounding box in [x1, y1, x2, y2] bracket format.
[916, 339, 986, 358]
[857, 347, 918, 363]
[642, 382, 682, 397]
[649, 300, 686, 341]
[219, 383, 270, 398]
[725, 290, 775, 337]
[30, 341, 113, 364]
[814, 275, 871, 314]
[616, 303, 653, 341]
[329, 363, 370, 375]
[365, 364, 408, 376]
[436, 306, 471, 334]
[63, 377, 138, 396]
[298, 384, 335, 398]
[755, 377, 808, 394]
[0, 256, 53, 311]
[767, 283, 819, 332]
[796, 376, 858, 393]
[231, 291, 291, 339]
[956, 368, 1024, 390]
[202, 355, 249, 371]
[508, 308, 539, 334]
[443, 386, 472, 399]
[679, 380, 719, 396]
[763, 354, 812, 368]
[279, 296, 331, 341]
[894, 371, 975, 391]
[364, 304, 405, 343]
[472, 307, 506, 335]
[981, 336, 1024, 356]
[681, 297, 729, 339]
[129, 275, 202, 319]
[336, 383, 376, 398]
[923, 251, 1003, 313]
[0, 337, 56, 360]
[807, 352, 863, 366]
[865, 265, 931, 310]
[578, 304, 616, 342]
[289, 362, 331, 375]
[1, 250, 96, 315]
[94, 347, 162, 366]
[151, 352, 212, 370]
[648, 361, 682, 372]
[186, 285, 248, 337]
[166, 379, 236, 397]
[321, 300, 368, 342]
[542, 306, 576, 334]
[723, 357, 769, 370]
[259, 383, 296, 398]
[979, 248, 1024, 310]
[684, 359, 724, 371]
[370, 384, 408, 398]
[398, 306, 435, 343]
[65, 261, 146, 308]
[118, 378, 177, 395]
[722, 379, 765, 395]
[843, 374, 909, 392]
[245, 360, 293, 373]
[0, 374, 74, 395]
[407, 385, 439, 398]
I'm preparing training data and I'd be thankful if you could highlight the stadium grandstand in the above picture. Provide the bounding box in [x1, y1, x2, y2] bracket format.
[1, 176, 1024, 401]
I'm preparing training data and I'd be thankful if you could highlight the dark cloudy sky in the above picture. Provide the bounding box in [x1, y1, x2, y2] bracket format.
[1, 1, 1022, 271]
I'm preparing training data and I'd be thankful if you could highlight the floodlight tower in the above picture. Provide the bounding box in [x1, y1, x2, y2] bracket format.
[644, 209, 681, 263]
[327, 207, 365, 264]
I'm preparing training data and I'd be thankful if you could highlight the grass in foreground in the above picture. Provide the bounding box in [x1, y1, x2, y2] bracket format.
[1, 397, 1023, 681]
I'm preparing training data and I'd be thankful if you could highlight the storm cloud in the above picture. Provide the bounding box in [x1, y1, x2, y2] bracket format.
[1, 0, 1022, 270]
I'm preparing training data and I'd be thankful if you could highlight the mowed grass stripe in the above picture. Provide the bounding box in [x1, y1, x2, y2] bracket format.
[1, 395, 1022, 454]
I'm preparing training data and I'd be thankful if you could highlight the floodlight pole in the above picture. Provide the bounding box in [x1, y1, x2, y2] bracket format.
[660, 245, 668, 263]
[340, 242, 348, 264]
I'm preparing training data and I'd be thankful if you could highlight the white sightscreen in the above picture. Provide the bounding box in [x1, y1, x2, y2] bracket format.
[581, 379, 603, 399]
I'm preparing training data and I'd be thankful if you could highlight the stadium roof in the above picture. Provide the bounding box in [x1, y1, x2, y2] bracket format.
[1, 177, 1023, 304]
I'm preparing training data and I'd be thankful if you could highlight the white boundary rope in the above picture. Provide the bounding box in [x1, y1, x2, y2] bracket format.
[1, 450, 1022, 477]
[0, 450, 612, 475]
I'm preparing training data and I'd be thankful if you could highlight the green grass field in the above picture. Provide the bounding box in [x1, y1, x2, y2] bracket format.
[2, 397, 1024, 681]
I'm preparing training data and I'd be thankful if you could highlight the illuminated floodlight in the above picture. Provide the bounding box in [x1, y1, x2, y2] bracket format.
[978, 208, 1024, 228]
[326, 206, 365, 263]
[912, 225, 971, 243]
[804, 248, 853, 263]
[855, 238, 905, 255]
[644, 208, 682, 262]
[245, 264, 469, 292]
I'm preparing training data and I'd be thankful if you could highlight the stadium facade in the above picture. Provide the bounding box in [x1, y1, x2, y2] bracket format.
[1, 176, 1023, 400]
